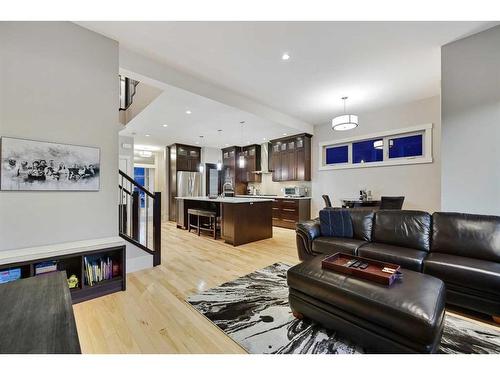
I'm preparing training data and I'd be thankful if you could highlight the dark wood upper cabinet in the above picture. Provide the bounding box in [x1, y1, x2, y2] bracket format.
[222, 144, 261, 190]
[222, 146, 246, 194]
[172, 144, 201, 172]
[168, 143, 202, 221]
[241, 144, 261, 183]
[269, 133, 312, 182]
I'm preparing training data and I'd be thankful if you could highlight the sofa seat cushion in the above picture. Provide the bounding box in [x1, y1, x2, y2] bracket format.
[357, 243, 427, 271]
[312, 237, 367, 255]
[423, 253, 500, 296]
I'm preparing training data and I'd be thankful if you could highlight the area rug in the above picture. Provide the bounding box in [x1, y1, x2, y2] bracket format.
[187, 262, 500, 354]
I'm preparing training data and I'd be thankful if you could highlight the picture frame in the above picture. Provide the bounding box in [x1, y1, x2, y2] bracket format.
[0, 137, 101, 191]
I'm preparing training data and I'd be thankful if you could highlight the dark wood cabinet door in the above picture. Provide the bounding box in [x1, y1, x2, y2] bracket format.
[287, 150, 297, 181]
[272, 152, 282, 181]
[296, 148, 306, 181]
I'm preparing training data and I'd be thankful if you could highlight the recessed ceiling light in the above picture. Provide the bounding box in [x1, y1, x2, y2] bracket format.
[185, 110, 192, 115]
[283, 133, 288, 136]
[225, 143, 229, 146]
[162, 124, 168, 128]
[145, 134, 150, 137]
[262, 137, 267, 141]
[281, 53, 290, 61]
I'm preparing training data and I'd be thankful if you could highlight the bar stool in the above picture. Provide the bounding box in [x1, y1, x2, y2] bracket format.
[187, 208, 218, 239]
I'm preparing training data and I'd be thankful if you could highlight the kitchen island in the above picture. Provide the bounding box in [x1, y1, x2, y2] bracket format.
[175, 197, 273, 246]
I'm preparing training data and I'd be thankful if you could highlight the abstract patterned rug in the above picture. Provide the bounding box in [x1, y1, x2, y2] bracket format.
[187, 262, 500, 354]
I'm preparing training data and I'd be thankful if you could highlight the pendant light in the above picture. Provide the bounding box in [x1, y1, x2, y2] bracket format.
[332, 97, 358, 131]
[238, 122, 245, 168]
[216, 130, 223, 170]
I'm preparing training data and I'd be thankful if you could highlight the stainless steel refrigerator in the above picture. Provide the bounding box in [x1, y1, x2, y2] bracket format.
[177, 171, 202, 197]
[169, 171, 202, 221]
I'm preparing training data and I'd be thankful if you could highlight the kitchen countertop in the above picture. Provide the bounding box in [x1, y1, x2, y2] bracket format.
[175, 196, 274, 203]
[235, 195, 312, 200]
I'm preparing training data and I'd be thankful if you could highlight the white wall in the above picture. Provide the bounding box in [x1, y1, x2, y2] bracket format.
[120, 82, 162, 125]
[311, 96, 441, 216]
[0, 22, 119, 251]
[119, 135, 134, 176]
[441, 26, 500, 215]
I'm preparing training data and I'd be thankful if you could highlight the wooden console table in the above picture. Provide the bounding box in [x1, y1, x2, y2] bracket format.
[0, 272, 81, 353]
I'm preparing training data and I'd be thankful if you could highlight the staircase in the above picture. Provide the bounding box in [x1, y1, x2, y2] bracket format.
[118, 170, 161, 266]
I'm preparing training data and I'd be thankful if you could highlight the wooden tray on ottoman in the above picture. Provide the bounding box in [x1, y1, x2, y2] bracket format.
[321, 253, 402, 286]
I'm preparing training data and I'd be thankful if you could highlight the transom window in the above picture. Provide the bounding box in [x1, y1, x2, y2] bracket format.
[320, 124, 433, 170]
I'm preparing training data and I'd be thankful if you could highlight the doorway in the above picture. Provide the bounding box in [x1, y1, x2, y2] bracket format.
[205, 163, 222, 197]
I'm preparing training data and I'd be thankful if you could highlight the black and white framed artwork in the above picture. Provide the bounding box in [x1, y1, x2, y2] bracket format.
[1, 137, 100, 191]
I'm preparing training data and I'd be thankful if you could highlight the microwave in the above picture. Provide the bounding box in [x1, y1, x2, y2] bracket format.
[284, 186, 307, 197]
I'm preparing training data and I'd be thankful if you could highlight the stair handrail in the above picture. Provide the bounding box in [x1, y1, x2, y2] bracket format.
[118, 169, 161, 266]
[119, 169, 155, 198]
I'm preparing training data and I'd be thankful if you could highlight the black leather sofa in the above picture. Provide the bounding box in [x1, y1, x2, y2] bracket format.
[296, 209, 500, 319]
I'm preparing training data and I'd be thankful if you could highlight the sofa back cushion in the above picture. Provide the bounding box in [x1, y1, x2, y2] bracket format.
[432, 212, 500, 262]
[348, 208, 375, 241]
[319, 209, 353, 238]
[373, 210, 431, 252]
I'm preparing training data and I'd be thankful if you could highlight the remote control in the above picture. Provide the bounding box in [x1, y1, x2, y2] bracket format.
[344, 259, 357, 267]
[359, 263, 369, 269]
[350, 260, 362, 268]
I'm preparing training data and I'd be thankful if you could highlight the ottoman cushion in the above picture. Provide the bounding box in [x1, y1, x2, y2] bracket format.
[287, 256, 446, 352]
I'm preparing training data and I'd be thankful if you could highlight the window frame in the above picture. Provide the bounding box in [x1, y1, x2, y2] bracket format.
[324, 143, 351, 166]
[319, 123, 433, 171]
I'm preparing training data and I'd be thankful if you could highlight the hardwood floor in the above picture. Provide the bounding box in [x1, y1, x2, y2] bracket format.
[73, 221, 499, 353]
[73, 221, 300, 353]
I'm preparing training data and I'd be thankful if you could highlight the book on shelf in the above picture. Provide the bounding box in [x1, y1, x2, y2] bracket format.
[0, 268, 21, 284]
[35, 261, 58, 275]
[84, 256, 115, 286]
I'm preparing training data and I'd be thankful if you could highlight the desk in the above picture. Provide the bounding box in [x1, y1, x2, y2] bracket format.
[0, 271, 81, 354]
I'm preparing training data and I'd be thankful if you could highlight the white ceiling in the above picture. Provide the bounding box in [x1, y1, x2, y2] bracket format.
[123, 82, 299, 149]
[80, 21, 497, 126]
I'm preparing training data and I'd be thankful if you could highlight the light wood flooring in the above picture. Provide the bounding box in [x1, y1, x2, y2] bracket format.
[73, 221, 301, 353]
[73, 221, 499, 353]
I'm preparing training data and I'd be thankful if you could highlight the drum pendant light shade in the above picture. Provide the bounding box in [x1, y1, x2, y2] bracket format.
[332, 97, 358, 131]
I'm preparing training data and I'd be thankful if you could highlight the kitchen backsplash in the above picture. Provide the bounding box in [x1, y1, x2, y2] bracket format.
[247, 173, 312, 196]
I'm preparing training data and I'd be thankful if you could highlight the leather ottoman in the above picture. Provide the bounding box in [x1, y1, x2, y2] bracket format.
[287, 256, 446, 353]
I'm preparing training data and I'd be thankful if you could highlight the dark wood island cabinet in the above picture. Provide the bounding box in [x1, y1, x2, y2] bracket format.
[176, 197, 273, 245]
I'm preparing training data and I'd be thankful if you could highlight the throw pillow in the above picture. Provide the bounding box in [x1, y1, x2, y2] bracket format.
[319, 209, 354, 238]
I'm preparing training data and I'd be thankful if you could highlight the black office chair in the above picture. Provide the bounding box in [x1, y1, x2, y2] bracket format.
[380, 196, 405, 210]
[322, 194, 332, 208]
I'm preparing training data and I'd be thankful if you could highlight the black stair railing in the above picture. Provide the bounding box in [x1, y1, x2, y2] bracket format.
[119, 169, 161, 266]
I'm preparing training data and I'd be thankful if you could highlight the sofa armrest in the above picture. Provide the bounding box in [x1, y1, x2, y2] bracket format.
[296, 219, 321, 261]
